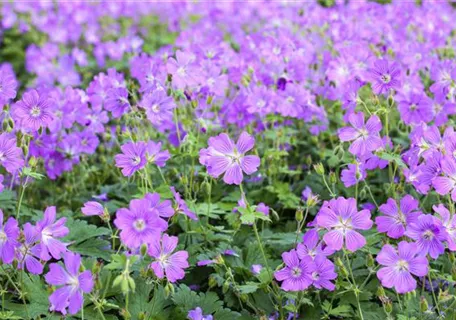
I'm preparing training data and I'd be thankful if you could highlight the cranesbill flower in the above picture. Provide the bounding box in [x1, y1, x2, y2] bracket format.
[405, 214, 447, 259]
[0, 133, 24, 173]
[140, 89, 175, 128]
[274, 249, 315, 291]
[144, 192, 174, 218]
[368, 59, 401, 95]
[0, 64, 17, 106]
[376, 241, 428, 294]
[433, 204, 456, 251]
[16, 223, 43, 274]
[146, 141, 170, 167]
[166, 50, 200, 89]
[311, 255, 337, 291]
[104, 87, 130, 118]
[148, 233, 189, 283]
[45, 252, 94, 315]
[199, 132, 260, 185]
[341, 163, 366, 187]
[36, 206, 69, 261]
[0, 209, 19, 264]
[170, 187, 198, 220]
[297, 229, 334, 260]
[338, 113, 382, 157]
[12, 89, 54, 131]
[114, 141, 147, 177]
[188, 307, 213, 320]
[114, 198, 168, 249]
[375, 195, 421, 239]
[397, 93, 433, 125]
[433, 156, 456, 200]
[316, 197, 373, 252]
[81, 201, 104, 217]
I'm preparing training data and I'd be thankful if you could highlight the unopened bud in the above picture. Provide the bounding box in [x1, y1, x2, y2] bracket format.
[223, 280, 230, 293]
[208, 275, 217, 288]
[165, 282, 174, 297]
[329, 171, 337, 184]
[366, 254, 374, 268]
[384, 300, 393, 314]
[420, 296, 429, 312]
[140, 243, 148, 257]
[28, 156, 38, 167]
[377, 286, 385, 298]
[295, 209, 304, 222]
[201, 181, 211, 198]
[314, 163, 325, 175]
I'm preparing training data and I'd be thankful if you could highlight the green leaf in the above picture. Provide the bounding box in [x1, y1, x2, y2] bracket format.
[377, 151, 406, 168]
[238, 283, 259, 294]
[329, 304, 352, 317]
[63, 218, 110, 244]
[70, 238, 111, 260]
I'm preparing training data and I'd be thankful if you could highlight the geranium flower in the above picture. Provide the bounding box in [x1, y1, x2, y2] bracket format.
[368, 59, 401, 95]
[311, 255, 337, 291]
[338, 113, 382, 157]
[376, 241, 428, 294]
[316, 197, 373, 252]
[375, 195, 421, 239]
[199, 132, 260, 185]
[114, 141, 147, 177]
[35, 206, 69, 261]
[274, 249, 315, 291]
[45, 252, 94, 315]
[16, 223, 43, 274]
[81, 201, 104, 217]
[405, 214, 447, 259]
[148, 234, 189, 283]
[0, 209, 19, 264]
[12, 89, 54, 131]
[0, 133, 24, 173]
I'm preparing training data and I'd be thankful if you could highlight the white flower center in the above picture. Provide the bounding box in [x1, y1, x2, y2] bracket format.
[291, 267, 302, 278]
[381, 74, 391, 83]
[0, 231, 7, 243]
[133, 219, 146, 231]
[31, 106, 41, 118]
[396, 259, 409, 272]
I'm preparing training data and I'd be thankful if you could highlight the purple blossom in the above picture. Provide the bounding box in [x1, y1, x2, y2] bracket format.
[375, 195, 421, 239]
[311, 255, 337, 291]
[433, 204, 456, 251]
[81, 201, 104, 217]
[397, 93, 433, 125]
[433, 156, 456, 200]
[0, 133, 24, 173]
[376, 241, 428, 294]
[341, 163, 366, 187]
[114, 198, 168, 249]
[274, 249, 315, 291]
[36, 206, 69, 261]
[144, 192, 174, 218]
[297, 229, 334, 260]
[251, 264, 263, 275]
[368, 59, 401, 95]
[12, 89, 54, 131]
[45, 252, 94, 315]
[0, 209, 19, 264]
[148, 233, 189, 283]
[104, 87, 130, 118]
[316, 197, 373, 252]
[170, 186, 198, 220]
[405, 214, 447, 259]
[140, 89, 175, 128]
[188, 307, 213, 320]
[146, 141, 170, 167]
[114, 141, 147, 177]
[338, 113, 382, 157]
[16, 223, 43, 274]
[0, 64, 17, 106]
[199, 132, 260, 185]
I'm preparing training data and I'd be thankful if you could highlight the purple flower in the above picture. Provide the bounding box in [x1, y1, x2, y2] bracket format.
[148, 233, 189, 283]
[36, 206, 69, 261]
[274, 249, 315, 291]
[45, 252, 94, 315]
[144, 192, 174, 218]
[405, 214, 447, 259]
[81, 201, 104, 217]
[311, 255, 337, 291]
[188, 307, 213, 320]
[338, 113, 382, 157]
[0, 174, 3, 193]
[146, 141, 170, 167]
[199, 132, 260, 185]
[166, 51, 201, 89]
[114, 141, 147, 177]
[397, 93, 433, 125]
[140, 89, 175, 128]
[368, 59, 401, 95]
[376, 241, 428, 294]
[251, 264, 263, 275]
[0, 133, 24, 173]
[170, 186, 198, 220]
[104, 87, 130, 118]
[114, 198, 167, 249]
[433, 156, 456, 200]
[341, 163, 366, 187]
[257, 203, 270, 216]
[297, 229, 334, 260]
[0, 64, 17, 106]
[12, 89, 54, 131]
[375, 195, 421, 239]
[433, 204, 456, 251]
[316, 197, 373, 252]
[16, 223, 43, 274]
[0, 209, 19, 264]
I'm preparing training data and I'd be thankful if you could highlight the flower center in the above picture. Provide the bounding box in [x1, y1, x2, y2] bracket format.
[410, 104, 418, 111]
[396, 259, 409, 272]
[151, 104, 160, 113]
[381, 74, 391, 83]
[30, 106, 41, 118]
[177, 67, 187, 77]
[132, 156, 142, 166]
[291, 267, 302, 278]
[133, 219, 146, 231]
[423, 230, 435, 240]
[68, 276, 79, 288]
[0, 152, 5, 162]
[158, 254, 169, 268]
[311, 271, 320, 280]
[0, 231, 7, 243]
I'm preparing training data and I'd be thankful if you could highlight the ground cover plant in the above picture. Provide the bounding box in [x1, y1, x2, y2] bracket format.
[1, 0, 456, 319]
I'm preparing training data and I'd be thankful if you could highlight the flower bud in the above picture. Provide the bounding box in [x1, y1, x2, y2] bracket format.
[366, 254, 375, 268]
[165, 282, 174, 297]
[376, 286, 385, 298]
[208, 275, 217, 288]
[28, 156, 38, 168]
[201, 181, 211, 198]
[329, 171, 337, 184]
[295, 209, 304, 222]
[383, 300, 393, 314]
[140, 243, 148, 257]
[420, 296, 429, 312]
[223, 280, 230, 293]
[314, 163, 325, 175]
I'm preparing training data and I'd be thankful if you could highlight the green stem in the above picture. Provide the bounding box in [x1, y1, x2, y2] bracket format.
[428, 273, 441, 315]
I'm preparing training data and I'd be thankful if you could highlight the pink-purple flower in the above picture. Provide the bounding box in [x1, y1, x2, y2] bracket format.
[0, 209, 19, 264]
[199, 132, 260, 185]
[274, 249, 315, 291]
[376, 241, 428, 294]
[148, 233, 189, 283]
[45, 251, 94, 315]
[35, 206, 69, 261]
[405, 214, 447, 259]
[114, 141, 147, 177]
[0, 133, 24, 173]
[316, 197, 373, 252]
[12, 89, 54, 131]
